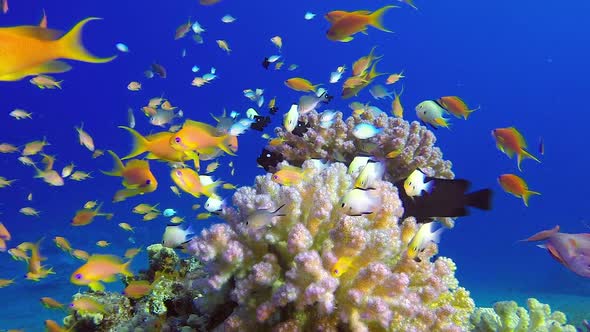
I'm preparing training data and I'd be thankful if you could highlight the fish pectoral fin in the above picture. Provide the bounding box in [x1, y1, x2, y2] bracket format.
[360, 29, 369, 35]
[0, 60, 72, 81]
[102, 275, 118, 282]
[88, 281, 105, 292]
[339, 36, 354, 43]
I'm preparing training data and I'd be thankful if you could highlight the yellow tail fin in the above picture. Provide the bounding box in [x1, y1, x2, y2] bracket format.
[58, 17, 117, 63]
[369, 5, 397, 33]
[102, 150, 125, 176]
[522, 190, 541, 207]
[517, 149, 541, 171]
[119, 126, 150, 160]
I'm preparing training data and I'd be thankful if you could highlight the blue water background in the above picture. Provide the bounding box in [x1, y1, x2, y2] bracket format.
[0, 0, 589, 329]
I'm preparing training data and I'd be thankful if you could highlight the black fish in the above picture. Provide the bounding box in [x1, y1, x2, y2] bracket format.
[262, 57, 271, 70]
[292, 121, 310, 137]
[394, 176, 492, 223]
[250, 115, 271, 131]
[257, 148, 284, 171]
[269, 106, 279, 115]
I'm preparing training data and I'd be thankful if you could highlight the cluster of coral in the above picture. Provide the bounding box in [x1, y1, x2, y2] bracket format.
[189, 160, 474, 331]
[61, 113, 579, 331]
[63, 244, 207, 332]
[267, 110, 454, 183]
[470, 298, 577, 332]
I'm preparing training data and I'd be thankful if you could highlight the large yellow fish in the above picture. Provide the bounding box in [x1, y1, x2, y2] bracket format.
[170, 120, 237, 156]
[70, 254, 133, 291]
[0, 17, 115, 81]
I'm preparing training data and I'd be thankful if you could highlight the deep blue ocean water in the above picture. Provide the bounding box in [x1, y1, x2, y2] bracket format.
[1, 0, 589, 330]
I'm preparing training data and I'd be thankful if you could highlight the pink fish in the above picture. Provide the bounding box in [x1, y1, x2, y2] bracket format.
[524, 226, 590, 278]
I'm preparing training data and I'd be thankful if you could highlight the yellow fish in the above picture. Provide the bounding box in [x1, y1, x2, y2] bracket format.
[70, 254, 132, 291]
[331, 256, 354, 277]
[170, 168, 221, 198]
[0, 17, 115, 81]
[271, 165, 311, 186]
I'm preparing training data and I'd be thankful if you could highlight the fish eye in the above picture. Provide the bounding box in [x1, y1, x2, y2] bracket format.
[341, 203, 345, 207]
[145, 179, 151, 185]
[422, 111, 426, 115]
[333, 269, 338, 274]
[74, 273, 82, 280]
[175, 137, 181, 143]
[69, 303, 74, 307]
[272, 175, 278, 179]
[176, 170, 182, 176]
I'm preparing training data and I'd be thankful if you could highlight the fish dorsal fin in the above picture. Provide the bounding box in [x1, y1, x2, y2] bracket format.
[545, 242, 567, 265]
[184, 120, 218, 134]
[1, 25, 62, 40]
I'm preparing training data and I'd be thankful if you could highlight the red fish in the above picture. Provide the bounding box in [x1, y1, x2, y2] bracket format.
[326, 5, 396, 42]
[491, 127, 541, 171]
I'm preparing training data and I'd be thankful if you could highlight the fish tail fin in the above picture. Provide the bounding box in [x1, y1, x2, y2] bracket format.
[433, 117, 451, 129]
[58, 17, 117, 64]
[218, 136, 237, 156]
[101, 150, 124, 177]
[369, 5, 397, 33]
[465, 189, 493, 210]
[202, 181, 222, 198]
[118, 126, 150, 159]
[121, 260, 134, 278]
[430, 226, 444, 244]
[517, 149, 541, 171]
[522, 190, 541, 207]
[423, 180, 434, 194]
[463, 105, 480, 120]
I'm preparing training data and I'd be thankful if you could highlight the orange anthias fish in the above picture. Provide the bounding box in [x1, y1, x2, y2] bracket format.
[284, 77, 321, 92]
[170, 120, 237, 156]
[19, 240, 54, 281]
[437, 96, 479, 120]
[102, 150, 158, 201]
[0, 17, 116, 81]
[0, 222, 11, 240]
[70, 254, 133, 291]
[498, 174, 541, 207]
[342, 61, 383, 99]
[326, 6, 396, 42]
[170, 168, 221, 198]
[123, 280, 153, 299]
[118, 126, 191, 163]
[71, 203, 113, 226]
[352, 46, 381, 76]
[491, 127, 541, 171]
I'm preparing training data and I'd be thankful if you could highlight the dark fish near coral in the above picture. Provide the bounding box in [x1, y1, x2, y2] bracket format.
[257, 148, 284, 172]
[151, 63, 167, 78]
[394, 175, 493, 222]
[250, 115, 271, 131]
[292, 121, 310, 137]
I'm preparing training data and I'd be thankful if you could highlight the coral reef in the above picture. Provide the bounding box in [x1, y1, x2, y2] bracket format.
[470, 298, 577, 332]
[65, 244, 207, 332]
[266, 110, 454, 183]
[188, 161, 474, 331]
